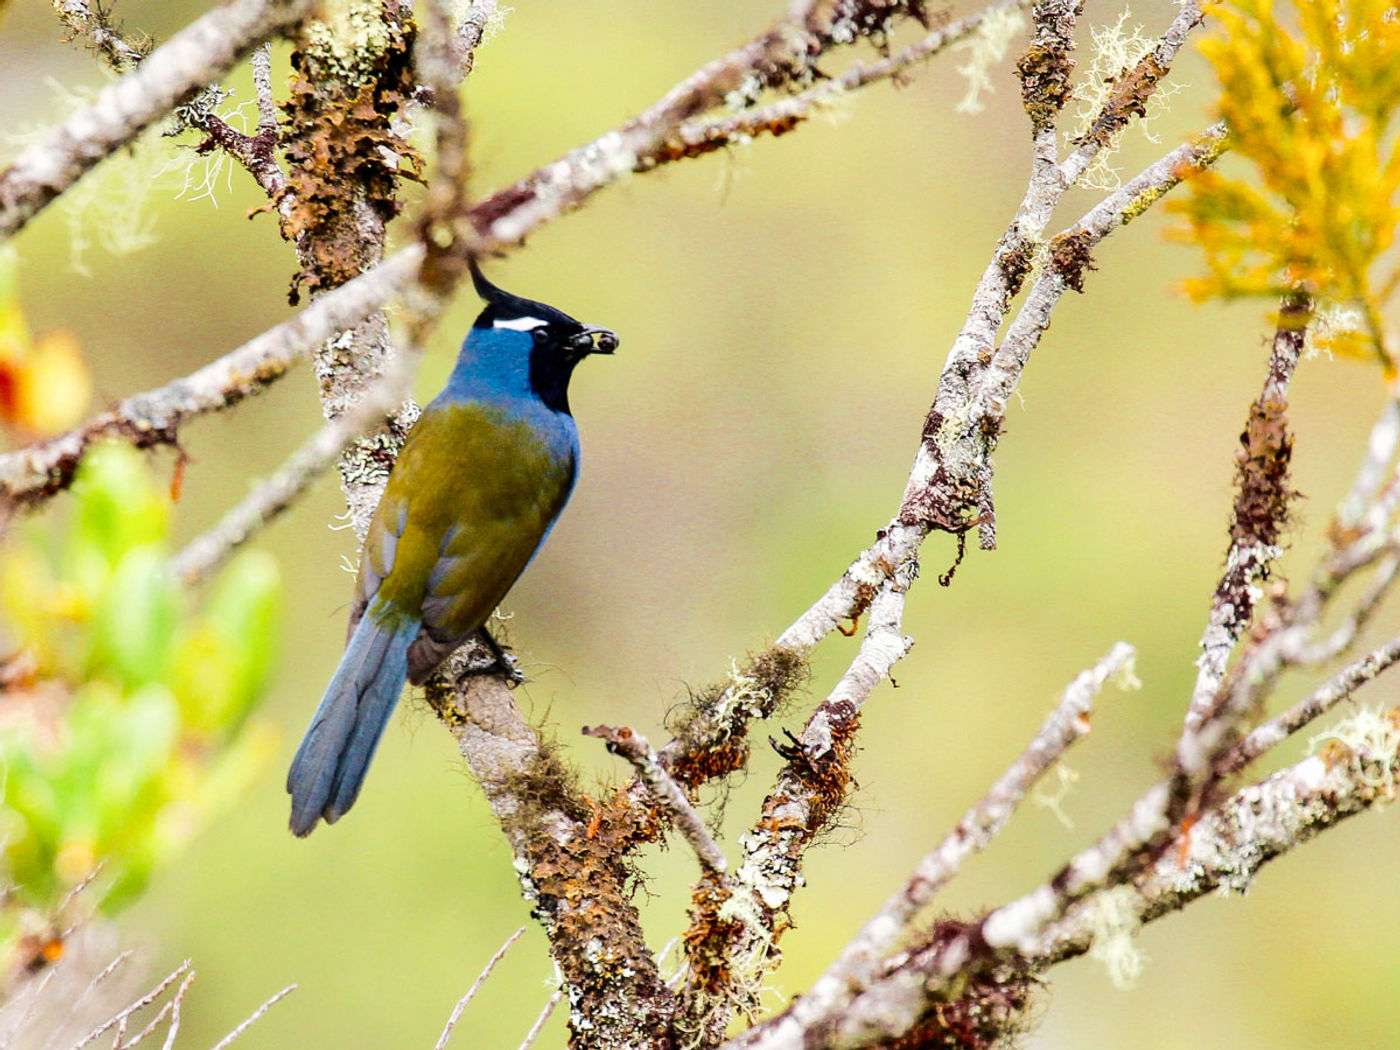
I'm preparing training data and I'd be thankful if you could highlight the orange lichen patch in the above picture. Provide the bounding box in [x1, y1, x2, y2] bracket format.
[668, 735, 749, 788]
[583, 794, 603, 840]
[1176, 812, 1199, 868]
[681, 872, 741, 994]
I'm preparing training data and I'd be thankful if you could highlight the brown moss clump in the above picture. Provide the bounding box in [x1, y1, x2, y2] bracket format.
[1016, 42, 1075, 127]
[665, 645, 812, 792]
[1231, 397, 1294, 551]
[1050, 229, 1098, 293]
[999, 240, 1036, 304]
[1072, 55, 1167, 149]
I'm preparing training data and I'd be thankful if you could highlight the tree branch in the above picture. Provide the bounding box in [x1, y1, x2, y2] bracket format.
[0, 247, 422, 511]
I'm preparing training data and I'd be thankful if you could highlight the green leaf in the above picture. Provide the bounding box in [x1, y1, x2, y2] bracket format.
[202, 550, 282, 727]
[89, 546, 179, 687]
[71, 444, 169, 571]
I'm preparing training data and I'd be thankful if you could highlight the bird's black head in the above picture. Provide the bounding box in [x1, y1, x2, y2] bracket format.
[470, 261, 618, 415]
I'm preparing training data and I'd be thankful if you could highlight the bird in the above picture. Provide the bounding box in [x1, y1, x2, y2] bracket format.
[286, 264, 618, 836]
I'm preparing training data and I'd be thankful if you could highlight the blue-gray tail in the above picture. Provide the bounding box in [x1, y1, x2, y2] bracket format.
[287, 611, 415, 836]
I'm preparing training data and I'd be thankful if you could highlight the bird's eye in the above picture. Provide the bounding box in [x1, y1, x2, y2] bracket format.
[531, 327, 550, 344]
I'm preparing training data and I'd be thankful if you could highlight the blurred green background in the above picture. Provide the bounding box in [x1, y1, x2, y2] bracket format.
[3, 0, 1398, 1046]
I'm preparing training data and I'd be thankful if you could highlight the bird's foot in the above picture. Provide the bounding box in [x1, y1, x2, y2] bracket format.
[466, 630, 525, 686]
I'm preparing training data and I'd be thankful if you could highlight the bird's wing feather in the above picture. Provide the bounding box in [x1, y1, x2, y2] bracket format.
[349, 499, 407, 642]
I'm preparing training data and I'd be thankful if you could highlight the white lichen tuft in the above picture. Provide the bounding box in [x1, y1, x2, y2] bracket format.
[706, 661, 772, 736]
[5, 75, 264, 273]
[1309, 707, 1400, 799]
[953, 7, 1027, 114]
[1068, 9, 1183, 191]
[1087, 886, 1147, 989]
[451, 0, 512, 43]
[725, 72, 767, 112]
[1111, 654, 1142, 693]
[1032, 763, 1080, 830]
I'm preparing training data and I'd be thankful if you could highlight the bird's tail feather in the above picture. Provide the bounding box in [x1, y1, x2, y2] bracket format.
[287, 611, 415, 836]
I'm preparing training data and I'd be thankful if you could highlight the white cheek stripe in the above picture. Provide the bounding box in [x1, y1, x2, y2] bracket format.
[494, 316, 548, 331]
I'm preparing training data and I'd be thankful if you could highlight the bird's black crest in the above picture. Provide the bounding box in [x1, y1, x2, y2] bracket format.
[469, 259, 581, 331]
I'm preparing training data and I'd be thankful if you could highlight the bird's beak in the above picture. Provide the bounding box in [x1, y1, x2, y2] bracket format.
[572, 325, 619, 355]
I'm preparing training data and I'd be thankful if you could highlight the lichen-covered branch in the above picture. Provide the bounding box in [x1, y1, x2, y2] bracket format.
[1, 0, 316, 239]
[467, 0, 937, 247]
[742, 643, 1135, 1049]
[671, 0, 1032, 157]
[763, 714, 1400, 1050]
[425, 661, 678, 1050]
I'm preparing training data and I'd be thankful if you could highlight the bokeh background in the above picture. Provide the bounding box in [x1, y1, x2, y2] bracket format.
[3, 0, 1398, 1046]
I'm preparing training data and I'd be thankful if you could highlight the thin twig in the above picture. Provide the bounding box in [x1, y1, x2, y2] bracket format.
[583, 725, 729, 873]
[433, 927, 527, 1050]
[113, 996, 172, 1050]
[205, 984, 297, 1050]
[1219, 635, 1400, 777]
[72, 962, 191, 1050]
[516, 988, 563, 1050]
[156, 970, 196, 1050]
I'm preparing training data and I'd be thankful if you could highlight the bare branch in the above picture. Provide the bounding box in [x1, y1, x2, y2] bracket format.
[1, 0, 315, 239]
[156, 969, 194, 1050]
[72, 962, 191, 1050]
[434, 927, 526, 1050]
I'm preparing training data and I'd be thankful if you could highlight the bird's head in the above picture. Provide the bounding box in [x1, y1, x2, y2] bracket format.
[465, 261, 617, 414]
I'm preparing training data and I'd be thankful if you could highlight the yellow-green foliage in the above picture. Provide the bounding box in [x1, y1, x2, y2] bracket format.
[1170, 0, 1400, 371]
[0, 445, 281, 930]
